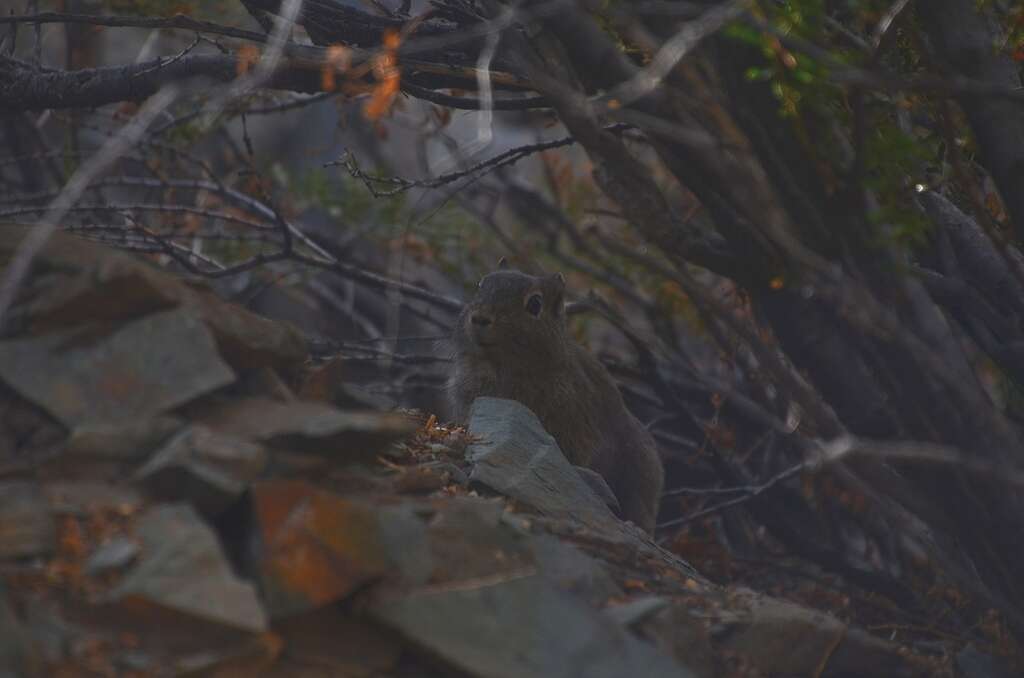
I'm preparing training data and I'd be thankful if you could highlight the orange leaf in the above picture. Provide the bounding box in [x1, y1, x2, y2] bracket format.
[236, 44, 260, 76]
[364, 30, 402, 121]
[321, 44, 352, 92]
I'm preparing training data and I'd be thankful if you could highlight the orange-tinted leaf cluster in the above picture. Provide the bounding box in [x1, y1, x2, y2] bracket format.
[364, 30, 402, 121]
[236, 44, 261, 76]
[321, 44, 353, 92]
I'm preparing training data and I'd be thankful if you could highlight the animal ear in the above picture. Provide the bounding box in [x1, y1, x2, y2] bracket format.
[497, 256, 509, 270]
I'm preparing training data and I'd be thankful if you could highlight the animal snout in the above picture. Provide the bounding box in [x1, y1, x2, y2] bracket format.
[470, 313, 493, 328]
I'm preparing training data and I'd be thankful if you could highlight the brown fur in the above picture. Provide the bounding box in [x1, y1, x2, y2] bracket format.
[449, 268, 664, 532]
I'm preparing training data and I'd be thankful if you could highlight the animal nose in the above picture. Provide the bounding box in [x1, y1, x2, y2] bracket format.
[471, 313, 493, 328]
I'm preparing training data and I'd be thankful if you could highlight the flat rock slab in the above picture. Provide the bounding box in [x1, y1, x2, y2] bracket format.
[465, 397, 617, 528]
[0, 307, 235, 429]
[200, 398, 417, 460]
[0, 581, 41, 678]
[185, 288, 307, 372]
[251, 480, 394, 617]
[0, 482, 55, 560]
[110, 504, 266, 633]
[0, 227, 179, 333]
[134, 425, 268, 516]
[370, 574, 695, 678]
[1, 228, 307, 372]
[714, 589, 923, 676]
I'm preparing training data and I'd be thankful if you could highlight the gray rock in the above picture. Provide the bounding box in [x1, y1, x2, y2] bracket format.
[110, 504, 267, 633]
[0, 308, 235, 429]
[134, 425, 267, 515]
[604, 596, 671, 628]
[714, 589, 916, 676]
[956, 643, 1016, 678]
[62, 417, 184, 462]
[0, 581, 40, 678]
[0, 482, 55, 560]
[198, 398, 417, 460]
[528, 535, 622, 606]
[370, 574, 696, 678]
[85, 537, 140, 575]
[465, 397, 618, 528]
[574, 466, 621, 513]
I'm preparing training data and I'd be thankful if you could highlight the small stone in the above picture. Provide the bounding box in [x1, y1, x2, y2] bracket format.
[0, 308, 235, 429]
[604, 596, 670, 628]
[134, 425, 267, 516]
[250, 481, 394, 617]
[84, 537, 140, 575]
[0, 482, 55, 560]
[110, 504, 267, 633]
[465, 397, 617, 528]
[0, 581, 42, 677]
[199, 398, 417, 461]
[370, 574, 694, 678]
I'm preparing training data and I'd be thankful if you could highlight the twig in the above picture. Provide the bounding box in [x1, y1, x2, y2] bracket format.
[328, 123, 630, 196]
[0, 85, 180, 327]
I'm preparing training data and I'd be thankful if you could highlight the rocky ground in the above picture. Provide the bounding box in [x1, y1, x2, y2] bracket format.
[0, 228, 997, 676]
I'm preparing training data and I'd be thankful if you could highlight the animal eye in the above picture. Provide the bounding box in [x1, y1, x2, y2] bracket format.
[526, 293, 543, 317]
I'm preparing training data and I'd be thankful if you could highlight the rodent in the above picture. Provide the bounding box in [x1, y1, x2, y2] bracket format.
[449, 263, 665, 533]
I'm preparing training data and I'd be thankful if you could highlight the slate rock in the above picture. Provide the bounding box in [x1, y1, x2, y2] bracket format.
[62, 416, 184, 462]
[574, 465, 621, 513]
[134, 425, 267, 515]
[85, 537, 140, 575]
[0, 307, 235, 429]
[0, 228, 306, 372]
[185, 287, 307, 371]
[268, 606, 401, 677]
[370, 574, 696, 678]
[528, 535, 622, 606]
[0, 482, 55, 560]
[250, 480, 395, 617]
[465, 397, 617, 527]
[714, 589, 918, 676]
[109, 504, 267, 633]
[956, 643, 1017, 678]
[200, 397, 417, 460]
[0, 227, 180, 333]
[604, 596, 670, 628]
[0, 581, 41, 678]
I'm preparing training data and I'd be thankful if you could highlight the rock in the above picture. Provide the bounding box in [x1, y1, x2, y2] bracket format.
[956, 643, 1017, 678]
[84, 537, 140, 575]
[527, 535, 622, 606]
[0, 228, 307, 373]
[62, 417, 183, 462]
[0, 307, 235, 429]
[465, 397, 618, 528]
[199, 397, 417, 460]
[184, 287, 307, 372]
[370, 574, 696, 678]
[0, 386, 65, 463]
[0, 228, 179, 333]
[604, 596, 670, 628]
[0, 482, 55, 560]
[0, 581, 41, 678]
[269, 606, 401, 677]
[134, 425, 267, 516]
[44, 482, 142, 514]
[713, 589, 921, 676]
[109, 504, 267, 633]
[574, 466, 621, 513]
[299, 357, 396, 410]
[250, 480, 395, 617]
[633, 602, 718, 678]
